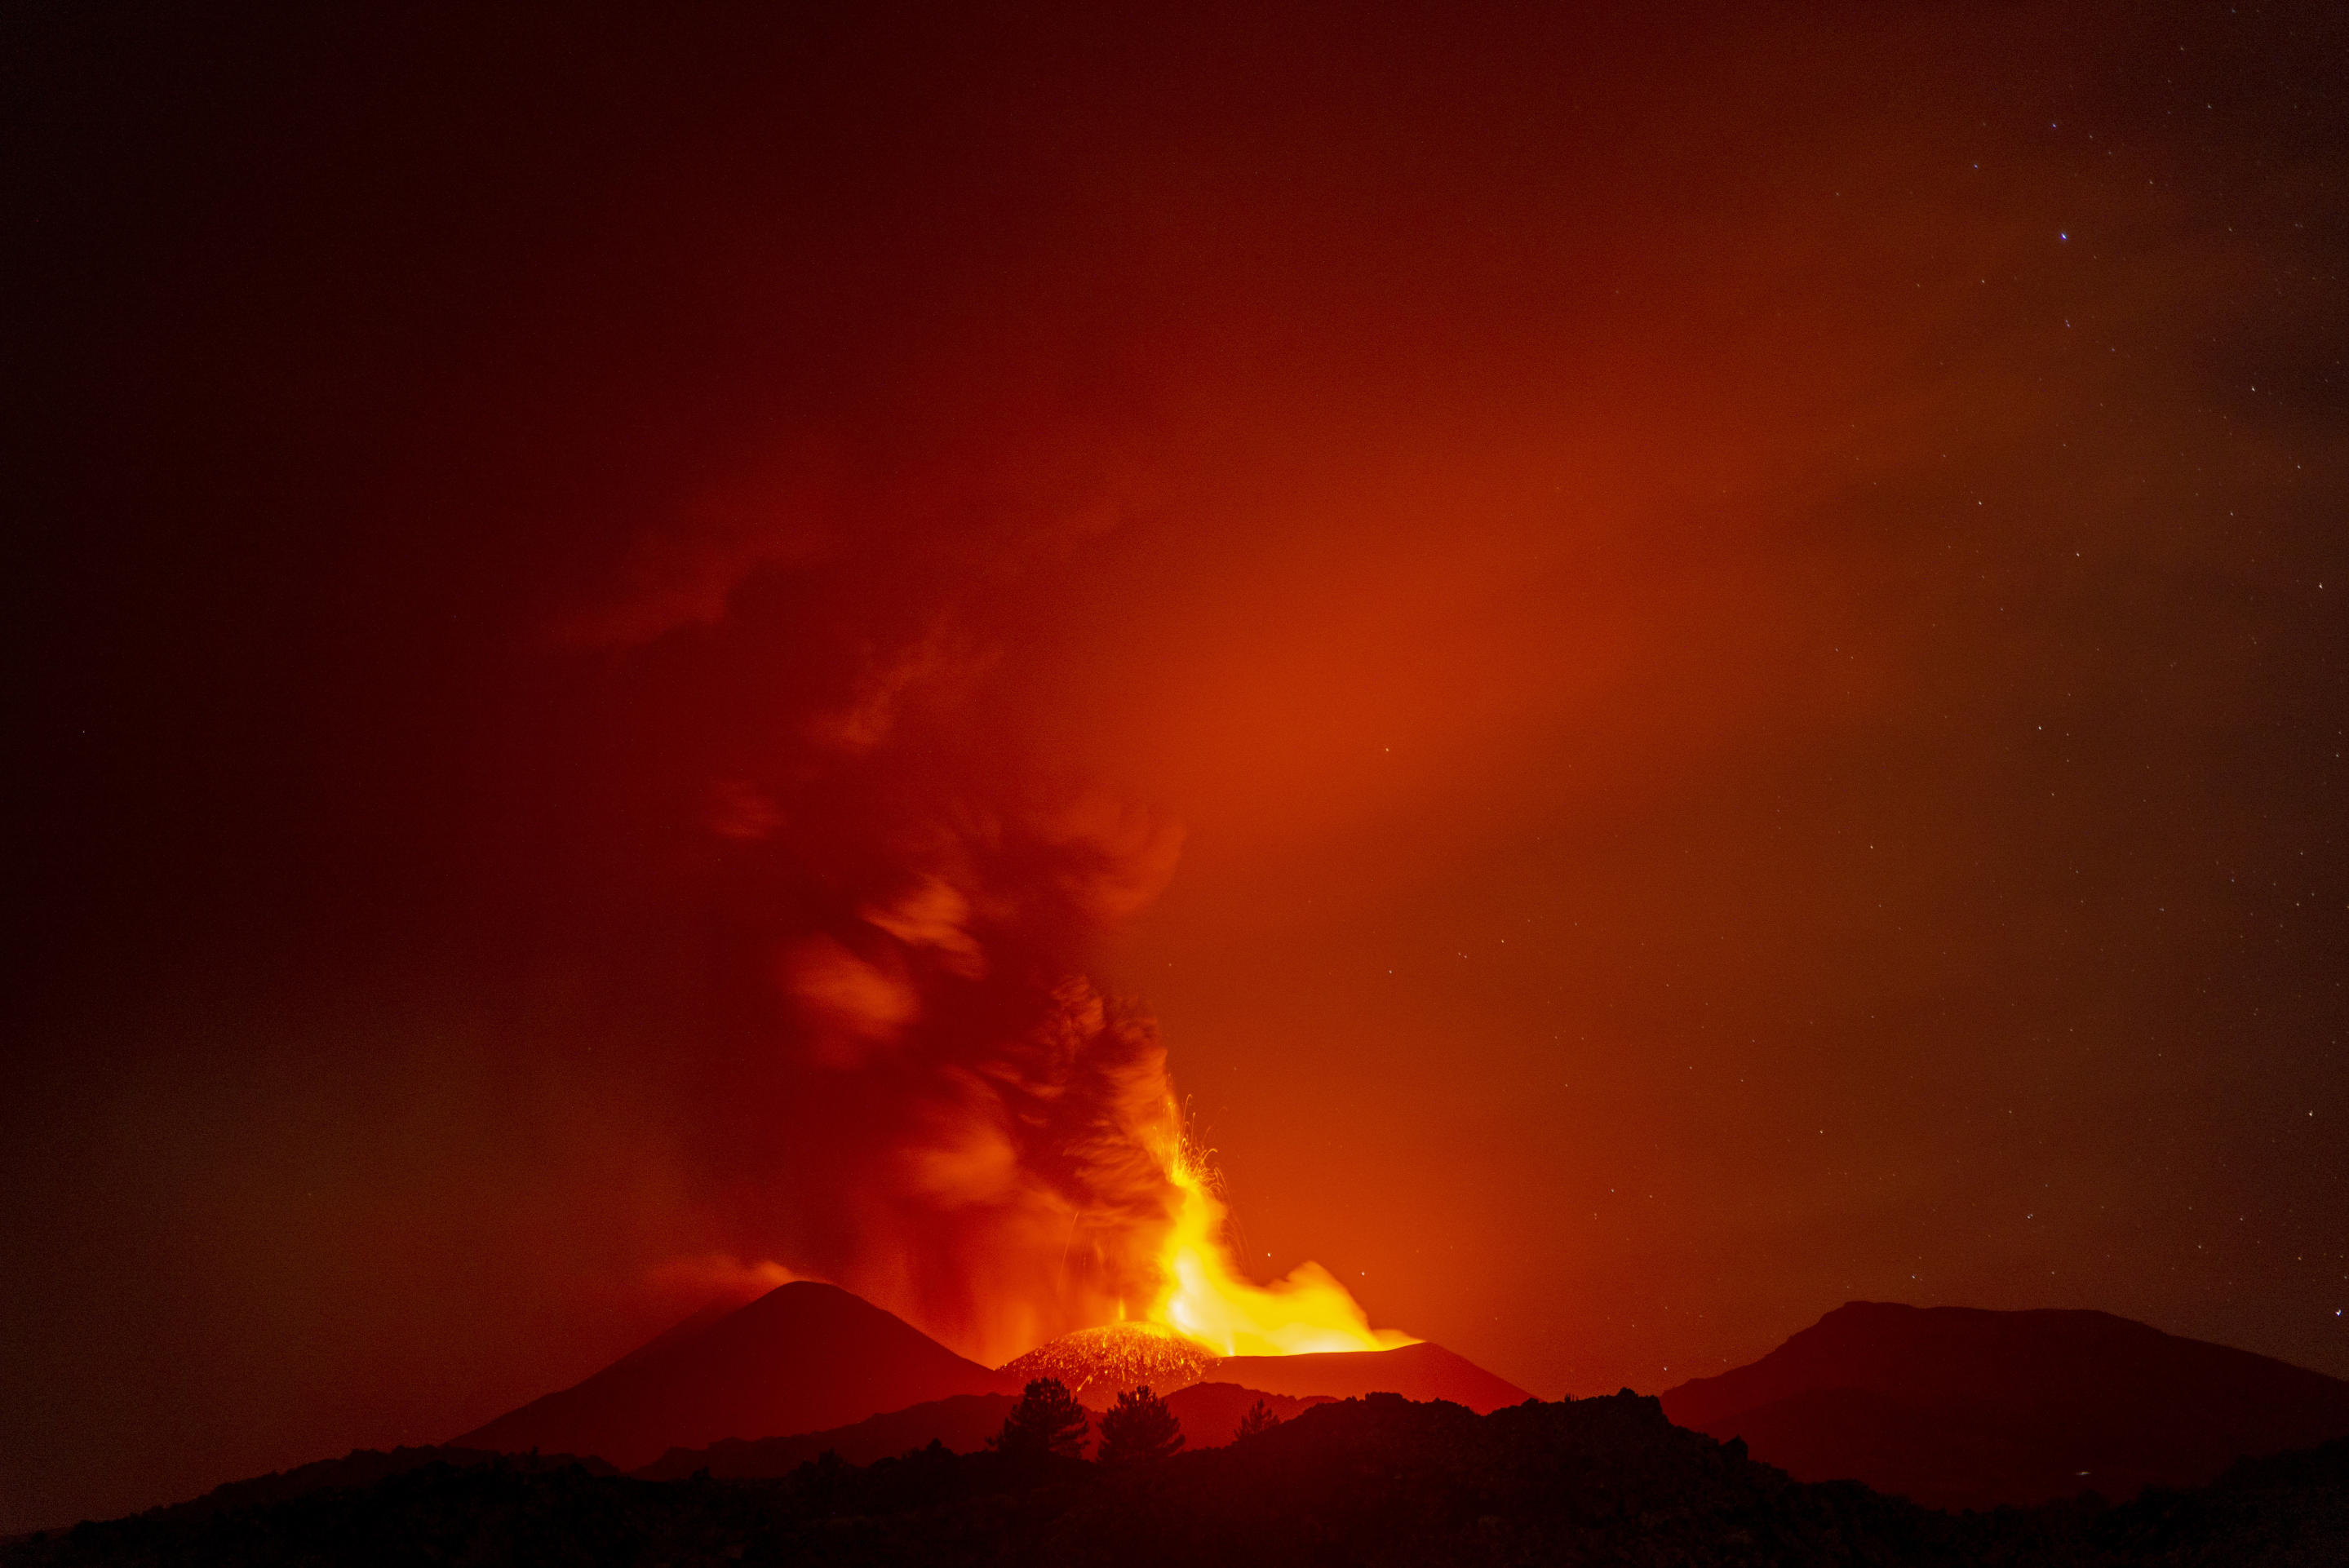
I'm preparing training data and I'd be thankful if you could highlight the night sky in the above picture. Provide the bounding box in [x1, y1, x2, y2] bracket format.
[5, 0, 2347, 1534]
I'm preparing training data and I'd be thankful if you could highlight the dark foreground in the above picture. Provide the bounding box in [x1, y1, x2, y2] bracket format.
[11, 1393, 2347, 1567]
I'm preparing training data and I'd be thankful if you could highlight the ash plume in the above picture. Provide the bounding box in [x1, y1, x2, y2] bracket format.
[648, 606, 1197, 1363]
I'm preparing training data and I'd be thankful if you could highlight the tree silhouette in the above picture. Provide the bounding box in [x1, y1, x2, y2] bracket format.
[1234, 1397, 1281, 1440]
[991, 1377, 1091, 1459]
[1097, 1385, 1185, 1466]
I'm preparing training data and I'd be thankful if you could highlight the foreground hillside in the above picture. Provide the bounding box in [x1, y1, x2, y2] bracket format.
[11, 1392, 2347, 1567]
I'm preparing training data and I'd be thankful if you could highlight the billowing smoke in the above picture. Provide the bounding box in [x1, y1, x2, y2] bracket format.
[652, 604, 1196, 1363]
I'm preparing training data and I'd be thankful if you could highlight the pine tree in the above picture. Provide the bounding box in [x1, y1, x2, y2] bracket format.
[1097, 1385, 1185, 1466]
[1234, 1397, 1281, 1440]
[991, 1377, 1091, 1459]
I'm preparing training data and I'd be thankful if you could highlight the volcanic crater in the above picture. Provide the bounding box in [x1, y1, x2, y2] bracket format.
[998, 1322, 1221, 1404]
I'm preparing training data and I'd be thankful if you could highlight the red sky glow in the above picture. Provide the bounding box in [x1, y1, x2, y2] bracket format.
[4, 0, 2346, 1534]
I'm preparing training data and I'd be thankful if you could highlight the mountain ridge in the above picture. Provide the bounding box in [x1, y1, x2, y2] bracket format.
[1660, 1300, 2349, 1507]
[450, 1281, 1017, 1470]
[457, 1282, 1531, 1466]
[25, 1392, 2349, 1566]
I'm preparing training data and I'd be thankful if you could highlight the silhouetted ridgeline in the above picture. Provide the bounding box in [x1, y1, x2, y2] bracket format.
[633, 1384, 1330, 1477]
[450, 1282, 1017, 1471]
[1661, 1302, 2349, 1508]
[10, 1393, 2347, 1567]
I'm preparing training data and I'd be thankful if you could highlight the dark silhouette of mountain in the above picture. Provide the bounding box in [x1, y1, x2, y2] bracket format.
[1210, 1341, 1531, 1412]
[132, 1446, 618, 1524]
[1660, 1301, 2349, 1508]
[452, 1281, 1017, 1469]
[455, 1282, 1519, 1474]
[1159, 1382, 1329, 1446]
[633, 1393, 1021, 1479]
[636, 1383, 1332, 1478]
[24, 1393, 2349, 1566]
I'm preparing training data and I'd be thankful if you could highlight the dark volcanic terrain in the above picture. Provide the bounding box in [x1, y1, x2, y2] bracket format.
[1662, 1301, 2349, 1508]
[48, 1287, 2347, 1562]
[636, 1383, 1332, 1477]
[454, 1284, 1528, 1469]
[452, 1282, 1016, 1470]
[13, 1392, 2348, 1567]
[1210, 1341, 1531, 1413]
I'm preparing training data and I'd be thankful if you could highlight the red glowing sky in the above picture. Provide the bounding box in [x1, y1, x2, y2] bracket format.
[5, 0, 2347, 1533]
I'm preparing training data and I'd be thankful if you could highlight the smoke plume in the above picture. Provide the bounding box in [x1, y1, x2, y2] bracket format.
[645, 593, 1196, 1361]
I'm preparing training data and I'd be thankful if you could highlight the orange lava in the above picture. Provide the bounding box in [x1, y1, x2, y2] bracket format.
[1139, 1113, 1415, 1358]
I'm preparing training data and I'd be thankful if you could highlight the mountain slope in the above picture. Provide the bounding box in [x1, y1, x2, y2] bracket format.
[634, 1383, 1332, 1477]
[453, 1282, 1017, 1469]
[29, 1393, 2349, 1566]
[1161, 1382, 1331, 1446]
[633, 1393, 1022, 1479]
[1661, 1300, 2349, 1508]
[1209, 1341, 1531, 1413]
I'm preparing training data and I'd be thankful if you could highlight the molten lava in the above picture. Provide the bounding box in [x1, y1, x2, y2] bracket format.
[839, 958, 1412, 1371]
[999, 1322, 1217, 1404]
[994, 1125, 1414, 1401]
[1139, 1118, 1415, 1359]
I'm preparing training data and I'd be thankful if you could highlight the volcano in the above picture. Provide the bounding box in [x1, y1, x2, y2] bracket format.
[453, 1282, 1017, 1469]
[1660, 1300, 2349, 1508]
[999, 1324, 1532, 1412]
[459, 1281, 1529, 1470]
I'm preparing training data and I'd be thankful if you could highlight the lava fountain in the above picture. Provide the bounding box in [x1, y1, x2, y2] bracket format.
[1148, 1123, 1413, 1358]
[999, 1099, 1413, 1400]
[792, 841, 1414, 1382]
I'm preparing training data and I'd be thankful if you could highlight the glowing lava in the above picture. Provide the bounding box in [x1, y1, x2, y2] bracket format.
[1141, 1117, 1415, 1358]
[999, 1322, 1217, 1404]
[995, 1120, 1413, 1397]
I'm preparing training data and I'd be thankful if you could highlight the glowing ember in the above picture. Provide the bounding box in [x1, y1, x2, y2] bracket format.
[999, 1322, 1217, 1405]
[1137, 1113, 1416, 1358]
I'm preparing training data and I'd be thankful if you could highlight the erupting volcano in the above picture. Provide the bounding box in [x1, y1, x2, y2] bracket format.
[773, 798, 1419, 1371]
[992, 1133, 1418, 1404]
